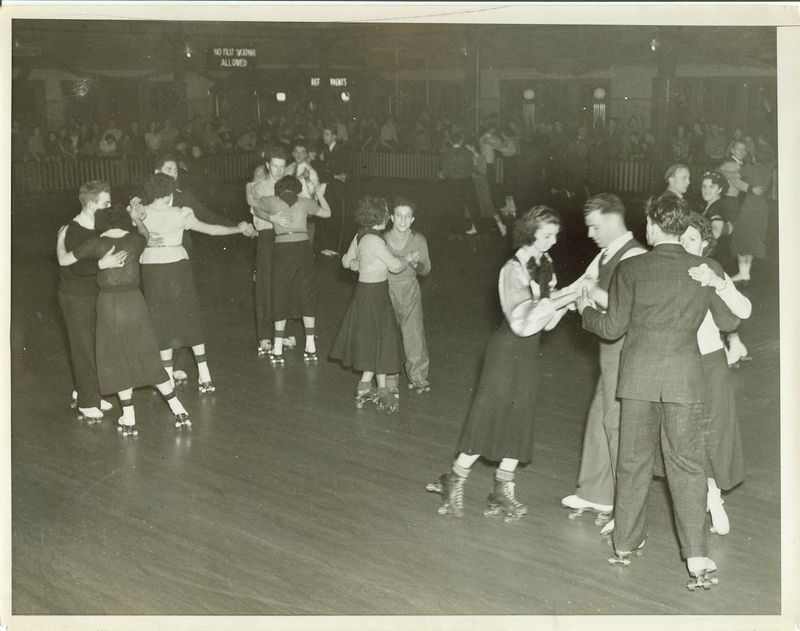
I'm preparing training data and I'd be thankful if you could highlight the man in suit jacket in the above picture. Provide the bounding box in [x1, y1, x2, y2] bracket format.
[577, 195, 740, 581]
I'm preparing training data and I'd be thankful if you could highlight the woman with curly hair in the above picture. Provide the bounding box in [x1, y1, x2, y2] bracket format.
[426, 206, 576, 521]
[333, 196, 414, 413]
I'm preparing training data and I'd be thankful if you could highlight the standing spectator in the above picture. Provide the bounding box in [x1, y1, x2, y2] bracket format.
[317, 125, 349, 256]
[671, 125, 690, 163]
[704, 124, 728, 162]
[689, 122, 706, 164]
[730, 150, 771, 285]
[27, 126, 45, 162]
[498, 122, 520, 215]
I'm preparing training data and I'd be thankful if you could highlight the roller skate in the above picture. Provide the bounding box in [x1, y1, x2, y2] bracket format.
[484, 474, 528, 522]
[77, 406, 103, 424]
[173, 370, 189, 386]
[257, 340, 272, 358]
[116, 408, 138, 437]
[283, 336, 297, 350]
[100, 399, 113, 412]
[407, 379, 431, 394]
[268, 352, 285, 366]
[376, 387, 399, 414]
[354, 382, 378, 409]
[425, 471, 467, 517]
[198, 380, 215, 394]
[607, 539, 646, 567]
[561, 494, 613, 526]
[70, 391, 78, 409]
[303, 349, 319, 363]
[174, 412, 192, 430]
[687, 557, 719, 591]
[707, 487, 730, 535]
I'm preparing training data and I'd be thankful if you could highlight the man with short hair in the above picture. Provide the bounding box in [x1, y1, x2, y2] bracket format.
[561, 194, 646, 529]
[577, 195, 740, 587]
[58, 180, 126, 420]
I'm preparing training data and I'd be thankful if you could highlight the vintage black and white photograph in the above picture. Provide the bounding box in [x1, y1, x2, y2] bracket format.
[3, 3, 799, 630]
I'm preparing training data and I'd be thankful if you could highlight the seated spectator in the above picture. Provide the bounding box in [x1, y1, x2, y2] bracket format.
[145, 122, 162, 155]
[98, 132, 118, 158]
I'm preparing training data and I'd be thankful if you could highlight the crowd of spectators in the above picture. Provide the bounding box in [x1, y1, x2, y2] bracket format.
[11, 107, 776, 184]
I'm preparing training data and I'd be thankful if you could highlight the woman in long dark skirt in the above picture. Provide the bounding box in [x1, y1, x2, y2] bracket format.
[57, 205, 191, 435]
[426, 207, 575, 521]
[681, 212, 751, 535]
[332, 196, 413, 414]
[136, 173, 254, 393]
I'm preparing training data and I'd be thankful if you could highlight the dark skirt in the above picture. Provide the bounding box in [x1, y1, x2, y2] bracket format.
[456, 320, 542, 463]
[731, 197, 768, 259]
[272, 239, 315, 321]
[329, 281, 403, 374]
[95, 289, 168, 394]
[702, 349, 745, 490]
[141, 260, 204, 350]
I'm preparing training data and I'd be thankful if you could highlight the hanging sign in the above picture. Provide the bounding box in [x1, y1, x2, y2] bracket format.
[211, 47, 257, 69]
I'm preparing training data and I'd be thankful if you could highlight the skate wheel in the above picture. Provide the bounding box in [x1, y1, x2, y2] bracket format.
[437, 505, 450, 515]
[594, 513, 612, 526]
[425, 482, 443, 494]
[568, 509, 584, 520]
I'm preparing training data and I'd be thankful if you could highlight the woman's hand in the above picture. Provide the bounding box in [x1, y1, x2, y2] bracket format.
[688, 263, 725, 290]
[98, 246, 127, 269]
[238, 222, 257, 238]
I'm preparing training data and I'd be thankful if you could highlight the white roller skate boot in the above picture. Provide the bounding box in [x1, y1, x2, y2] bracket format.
[77, 406, 103, 424]
[687, 557, 719, 591]
[116, 407, 138, 437]
[561, 494, 613, 526]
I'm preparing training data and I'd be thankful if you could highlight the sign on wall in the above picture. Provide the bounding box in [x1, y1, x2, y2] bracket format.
[211, 47, 257, 69]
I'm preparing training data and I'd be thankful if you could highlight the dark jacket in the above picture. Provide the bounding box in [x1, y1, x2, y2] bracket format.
[582, 243, 740, 403]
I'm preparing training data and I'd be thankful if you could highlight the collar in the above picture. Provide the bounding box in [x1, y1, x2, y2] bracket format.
[514, 248, 549, 267]
[74, 211, 95, 230]
[652, 242, 685, 251]
[327, 141, 337, 151]
[602, 231, 634, 260]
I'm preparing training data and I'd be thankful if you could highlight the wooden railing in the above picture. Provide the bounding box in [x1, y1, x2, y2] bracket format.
[11, 152, 717, 196]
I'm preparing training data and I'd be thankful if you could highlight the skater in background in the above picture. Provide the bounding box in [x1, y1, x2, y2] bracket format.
[426, 207, 575, 521]
[730, 149, 771, 286]
[383, 197, 432, 395]
[681, 211, 751, 536]
[137, 173, 254, 394]
[252, 175, 330, 364]
[577, 195, 740, 588]
[57, 205, 191, 435]
[659, 164, 691, 201]
[56, 180, 124, 421]
[332, 196, 411, 414]
[560, 194, 646, 531]
[700, 170, 750, 367]
[465, 142, 507, 237]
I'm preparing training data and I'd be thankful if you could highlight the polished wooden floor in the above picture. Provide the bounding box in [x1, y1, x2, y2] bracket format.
[10, 184, 781, 616]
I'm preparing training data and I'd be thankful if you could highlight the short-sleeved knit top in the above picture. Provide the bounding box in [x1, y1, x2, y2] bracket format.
[139, 202, 196, 264]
